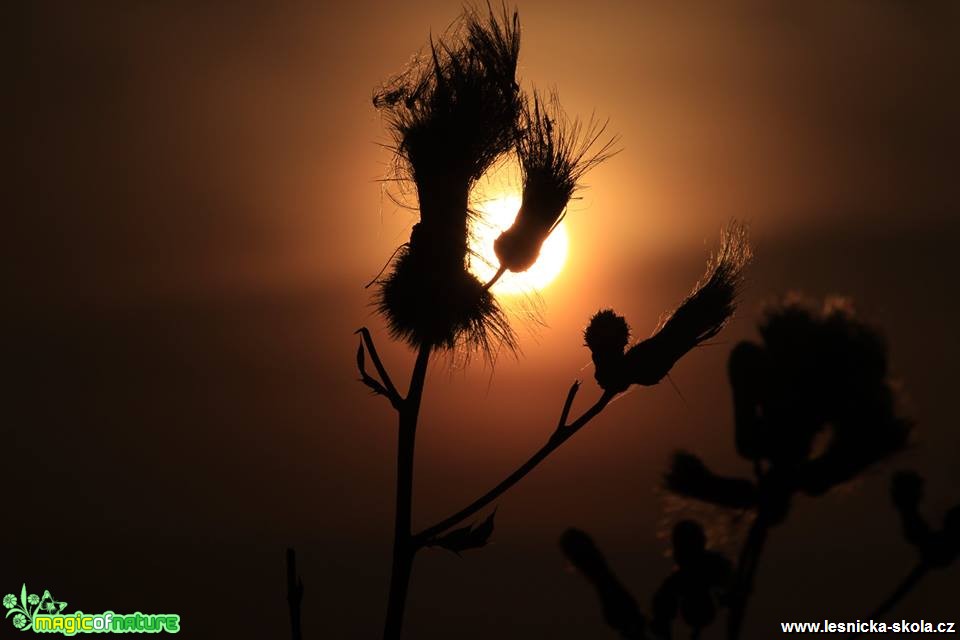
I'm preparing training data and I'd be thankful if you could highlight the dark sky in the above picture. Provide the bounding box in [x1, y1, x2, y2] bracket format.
[10, 1, 960, 638]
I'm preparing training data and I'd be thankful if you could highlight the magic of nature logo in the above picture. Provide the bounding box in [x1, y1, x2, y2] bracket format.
[3, 584, 180, 635]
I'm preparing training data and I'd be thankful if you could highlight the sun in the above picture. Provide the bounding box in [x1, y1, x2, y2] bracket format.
[469, 194, 569, 294]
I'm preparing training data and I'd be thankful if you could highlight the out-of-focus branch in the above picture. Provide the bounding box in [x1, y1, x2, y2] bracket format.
[286, 548, 304, 640]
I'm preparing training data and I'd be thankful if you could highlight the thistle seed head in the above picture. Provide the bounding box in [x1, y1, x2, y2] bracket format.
[494, 91, 618, 273]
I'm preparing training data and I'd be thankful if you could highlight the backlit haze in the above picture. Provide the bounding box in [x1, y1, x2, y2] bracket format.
[12, 2, 959, 638]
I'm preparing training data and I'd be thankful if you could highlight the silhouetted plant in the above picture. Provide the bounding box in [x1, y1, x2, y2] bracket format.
[650, 521, 734, 640]
[560, 528, 646, 639]
[560, 521, 733, 639]
[663, 296, 912, 639]
[491, 91, 616, 284]
[860, 470, 959, 623]
[285, 548, 303, 640]
[360, 6, 750, 638]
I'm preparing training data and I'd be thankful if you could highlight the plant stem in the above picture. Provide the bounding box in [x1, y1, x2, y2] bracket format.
[483, 265, 507, 290]
[286, 548, 303, 640]
[415, 387, 615, 545]
[727, 512, 770, 640]
[383, 344, 432, 640]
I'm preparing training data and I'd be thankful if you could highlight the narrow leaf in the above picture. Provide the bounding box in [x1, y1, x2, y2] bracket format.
[430, 510, 497, 555]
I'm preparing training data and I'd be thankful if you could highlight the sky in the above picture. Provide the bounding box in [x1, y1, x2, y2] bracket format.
[11, 1, 960, 638]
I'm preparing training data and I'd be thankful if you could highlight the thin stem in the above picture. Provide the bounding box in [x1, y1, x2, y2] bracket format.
[483, 264, 507, 291]
[415, 387, 616, 545]
[727, 512, 770, 640]
[383, 344, 432, 640]
[285, 548, 303, 640]
[356, 327, 403, 409]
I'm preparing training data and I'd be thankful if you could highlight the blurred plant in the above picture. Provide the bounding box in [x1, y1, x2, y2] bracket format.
[560, 520, 733, 640]
[360, 6, 750, 638]
[285, 548, 303, 640]
[663, 296, 912, 639]
[859, 471, 959, 624]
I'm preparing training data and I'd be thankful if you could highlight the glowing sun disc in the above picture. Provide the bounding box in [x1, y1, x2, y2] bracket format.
[469, 194, 569, 294]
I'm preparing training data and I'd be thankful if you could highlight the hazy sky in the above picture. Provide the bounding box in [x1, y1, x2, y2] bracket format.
[12, 2, 960, 638]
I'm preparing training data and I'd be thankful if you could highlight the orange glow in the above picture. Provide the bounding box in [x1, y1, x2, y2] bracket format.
[469, 194, 569, 294]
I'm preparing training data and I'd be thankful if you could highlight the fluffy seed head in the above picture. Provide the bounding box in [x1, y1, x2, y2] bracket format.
[494, 91, 618, 273]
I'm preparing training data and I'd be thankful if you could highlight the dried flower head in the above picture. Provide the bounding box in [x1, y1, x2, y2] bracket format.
[750, 296, 912, 494]
[372, 6, 523, 353]
[664, 451, 758, 511]
[625, 220, 751, 386]
[651, 520, 733, 637]
[667, 295, 911, 521]
[374, 5, 522, 237]
[494, 92, 618, 275]
[585, 222, 751, 392]
[584, 309, 631, 392]
[376, 243, 514, 352]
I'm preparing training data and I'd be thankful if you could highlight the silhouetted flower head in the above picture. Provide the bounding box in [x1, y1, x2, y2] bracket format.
[376, 241, 514, 352]
[2, 594, 15, 609]
[624, 220, 751, 387]
[732, 295, 911, 494]
[26, 594, 39, 606]
[664, 452, 758, 511]
[560, 528, 646, 639]
[651, 520, 733, 638]
[584, 309, 631, 391]
[666, 296, 909, 533]
[12, 614, 26, 629]
[374, 5, 521, 213]
[494, 92, 617, 273]
[372, 6, 522, 353]
[585, 222, 750, 393]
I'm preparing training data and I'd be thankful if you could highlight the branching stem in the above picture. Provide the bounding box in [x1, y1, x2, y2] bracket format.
[356, 328, 403, 409]
[727, 511, 770, 640]
[382, 344, 431, 640]
[373, 344, 620, 638]
[415, 386, 616, 546]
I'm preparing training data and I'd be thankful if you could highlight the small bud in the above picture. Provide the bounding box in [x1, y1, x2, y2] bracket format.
[584, 309, 630, 393]
[584, 309, 630, 354]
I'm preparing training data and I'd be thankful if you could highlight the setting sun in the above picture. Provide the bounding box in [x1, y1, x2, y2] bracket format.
[469, 194, 569, 294]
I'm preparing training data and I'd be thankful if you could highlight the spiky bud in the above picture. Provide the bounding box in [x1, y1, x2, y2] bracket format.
[625, 220, 752, 386]
[584, 309, 630, 393]
[494, 92, 617, 274]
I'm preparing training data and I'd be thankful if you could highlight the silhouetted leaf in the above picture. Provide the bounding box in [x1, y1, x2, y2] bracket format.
[429, 510, 496, 555]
